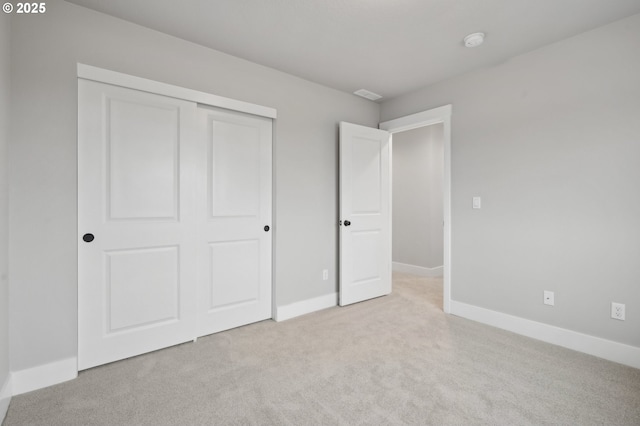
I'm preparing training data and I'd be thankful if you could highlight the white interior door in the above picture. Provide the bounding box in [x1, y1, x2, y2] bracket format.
[339, 122, 391, 306]
[196, 106, 272, 337]
[78, 80, 198, 370]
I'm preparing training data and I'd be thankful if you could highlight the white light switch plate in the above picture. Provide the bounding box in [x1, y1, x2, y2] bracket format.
[473, 197, 481, 209]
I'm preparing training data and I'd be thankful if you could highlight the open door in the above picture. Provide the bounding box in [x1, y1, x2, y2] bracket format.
[339, 122, 391, 306]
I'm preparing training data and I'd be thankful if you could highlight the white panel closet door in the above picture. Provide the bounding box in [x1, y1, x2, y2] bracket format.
[196, 106, 272, 336]
[339, 122, 391, 306]
[78, 80, 198, 370]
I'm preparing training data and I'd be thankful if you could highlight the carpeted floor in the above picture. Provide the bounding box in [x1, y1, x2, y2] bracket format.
[4, 272, 640, 425]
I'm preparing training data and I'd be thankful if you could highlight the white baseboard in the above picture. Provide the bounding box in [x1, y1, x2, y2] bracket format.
[0, 374, 11, 423]
[451, 301, 640, 370]
[275, 293, 338, 322]
[11, 357, 78, 396]
[393, 262, 443, 277]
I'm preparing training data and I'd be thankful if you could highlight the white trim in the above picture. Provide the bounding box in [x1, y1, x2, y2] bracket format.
[379, 105, 452, 313]
[451, 301, 640, 370]
[77, 63, 277, 119]
[380, 105, 452, 134]
[0, 375, 11, 423]
[393, 262, 443, 277]
[11, 357, 78, 396]
[275, 293, 338, 322]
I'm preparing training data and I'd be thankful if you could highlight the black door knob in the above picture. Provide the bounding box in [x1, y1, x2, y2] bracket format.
[344, 220, 351, 226]
[264, 225, 270, 232]
[82, 233, 95, 243]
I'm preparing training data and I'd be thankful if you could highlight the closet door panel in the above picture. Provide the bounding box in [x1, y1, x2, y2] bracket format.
[78, 79, 198, 370]
[196, 106, 272, 336]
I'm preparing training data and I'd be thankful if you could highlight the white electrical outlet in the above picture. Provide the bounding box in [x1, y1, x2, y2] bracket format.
[543, 290, 554, 306]
[611, 302, 625, 321]
[322, 269, 328, 281]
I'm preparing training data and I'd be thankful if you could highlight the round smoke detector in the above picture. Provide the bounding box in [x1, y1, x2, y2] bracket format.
[464, 32, 485, 48]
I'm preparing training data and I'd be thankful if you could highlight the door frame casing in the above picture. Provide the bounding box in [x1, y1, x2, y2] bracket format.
[379, 105, 452, 313]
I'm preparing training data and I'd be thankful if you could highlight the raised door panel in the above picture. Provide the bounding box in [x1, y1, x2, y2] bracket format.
[106, 246, 180, 332]
[208, 240, 261, 310]
[351, 230, 382, 285]
[351, 136, 382, 215]
[210, 120, 261, 218]
[107, 98, 180, 220]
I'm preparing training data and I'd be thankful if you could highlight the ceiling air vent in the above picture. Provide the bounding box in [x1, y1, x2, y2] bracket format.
[354, 89, 382, 101]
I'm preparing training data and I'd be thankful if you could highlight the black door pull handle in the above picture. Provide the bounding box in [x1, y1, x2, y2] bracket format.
[82, 233, 94, 242]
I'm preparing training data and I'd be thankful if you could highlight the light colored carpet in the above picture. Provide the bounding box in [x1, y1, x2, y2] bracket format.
[4, 272, 640, 425]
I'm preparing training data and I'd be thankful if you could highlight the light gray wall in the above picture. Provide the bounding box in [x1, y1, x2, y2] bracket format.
[0, 9, 11, 406]
[381, 13, 640, 347]
[392, 124, 443, 269]
[9, 0, 379, 372]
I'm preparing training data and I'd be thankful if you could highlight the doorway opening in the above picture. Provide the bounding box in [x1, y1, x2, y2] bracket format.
[380, 105, 452, 312]
[391, 123, 444, 278]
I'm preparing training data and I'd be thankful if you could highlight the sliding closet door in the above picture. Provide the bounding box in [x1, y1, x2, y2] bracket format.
[79, 76, 274, 370]
[196, 106, 272, 337]
[78, 80, 198, 370]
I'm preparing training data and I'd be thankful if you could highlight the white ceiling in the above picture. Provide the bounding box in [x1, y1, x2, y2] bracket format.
[66, 0, 640, 101]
